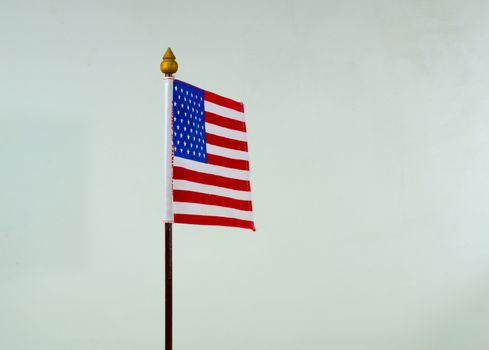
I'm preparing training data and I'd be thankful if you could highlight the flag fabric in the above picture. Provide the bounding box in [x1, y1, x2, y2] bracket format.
[170, 80, 255, 231]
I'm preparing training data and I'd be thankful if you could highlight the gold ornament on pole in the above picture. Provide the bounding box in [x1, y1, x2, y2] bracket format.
[160, 47, 178, 76]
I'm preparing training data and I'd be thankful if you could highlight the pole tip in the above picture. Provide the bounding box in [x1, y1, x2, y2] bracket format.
[160, 47, 178, 76]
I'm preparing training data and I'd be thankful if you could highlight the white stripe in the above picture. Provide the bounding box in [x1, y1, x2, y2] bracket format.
[205, 123, 247, 141]
[173, 180, 252, 200]
[204, 101, 245, 122]
[162, 77, 174, 221]
[206, 144, 248, 160]
[173, 202, 253, 221]
[174, 157, 249, 180]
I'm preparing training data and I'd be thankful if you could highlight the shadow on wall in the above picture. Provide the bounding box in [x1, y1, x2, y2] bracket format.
[0, 119, 91, 273]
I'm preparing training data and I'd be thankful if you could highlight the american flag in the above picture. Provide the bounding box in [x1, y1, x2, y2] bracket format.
[170, 80, 255, 231]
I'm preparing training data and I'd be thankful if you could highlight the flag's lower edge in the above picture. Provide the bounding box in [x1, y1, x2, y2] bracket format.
[174, 214, 255, 231]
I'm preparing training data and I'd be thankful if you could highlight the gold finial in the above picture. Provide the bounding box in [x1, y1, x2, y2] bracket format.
[160, 47, 178, 76]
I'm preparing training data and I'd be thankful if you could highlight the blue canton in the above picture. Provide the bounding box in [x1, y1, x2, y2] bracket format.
[172, 80, 207, 163]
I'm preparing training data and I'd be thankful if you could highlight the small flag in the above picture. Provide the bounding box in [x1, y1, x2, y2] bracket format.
[170, 80, 255, 231]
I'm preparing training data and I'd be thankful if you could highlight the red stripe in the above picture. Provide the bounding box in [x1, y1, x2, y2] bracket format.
[173, 190, 252, 211]
[173, 166, 251, 192]
[206, 133, 248, 152]
[207, 154, 249, 171]
[204, 90, 244, 112]
[205, 112, 247, 132]
[174, 214, 255, 231]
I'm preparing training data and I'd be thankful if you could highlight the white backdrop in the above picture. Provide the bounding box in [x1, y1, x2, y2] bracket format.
[1, 0, 489, 349]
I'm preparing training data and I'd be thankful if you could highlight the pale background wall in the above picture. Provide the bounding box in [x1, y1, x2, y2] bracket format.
[1, 0, 489, 349]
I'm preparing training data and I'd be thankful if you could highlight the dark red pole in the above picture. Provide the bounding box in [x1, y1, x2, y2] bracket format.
[165, 223, 172, 350]
[161, 47, 177, 350]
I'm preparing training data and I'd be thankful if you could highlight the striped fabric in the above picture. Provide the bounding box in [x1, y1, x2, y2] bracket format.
[171, 80, 255, 231]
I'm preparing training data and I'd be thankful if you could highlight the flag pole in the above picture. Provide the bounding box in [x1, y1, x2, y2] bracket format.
[164, 222, 172, 350]
[161, 48, 178, 350]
